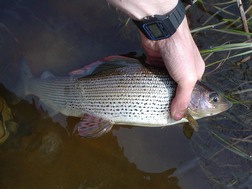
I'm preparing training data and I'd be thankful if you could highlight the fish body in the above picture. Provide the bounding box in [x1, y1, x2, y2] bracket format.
[22, 56, 232, 137]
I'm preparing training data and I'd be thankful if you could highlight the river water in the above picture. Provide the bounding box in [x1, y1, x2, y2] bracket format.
[0, 0, 251, 189]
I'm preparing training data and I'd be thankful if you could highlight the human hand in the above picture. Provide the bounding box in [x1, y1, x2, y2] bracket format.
[140, 18, 205, 120]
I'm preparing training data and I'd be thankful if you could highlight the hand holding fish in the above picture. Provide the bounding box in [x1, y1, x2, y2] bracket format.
[140, 18, 205, 120]
[107, 0, 205, 120]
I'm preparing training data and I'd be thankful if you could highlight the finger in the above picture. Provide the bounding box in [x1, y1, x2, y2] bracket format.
[171, 81, 196, 120]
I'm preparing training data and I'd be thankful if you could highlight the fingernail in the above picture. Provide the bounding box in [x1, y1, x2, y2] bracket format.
[174, 112, 183, 120]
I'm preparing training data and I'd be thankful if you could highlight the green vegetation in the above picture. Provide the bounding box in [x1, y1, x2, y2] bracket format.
[190, 0, 252, 66]
[189, 1, 252, 188]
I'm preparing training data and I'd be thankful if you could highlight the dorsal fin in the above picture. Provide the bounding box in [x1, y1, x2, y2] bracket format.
[40, 71, 56, 79]
[68, 60, 104, 77]
[69, 56, 140, 77]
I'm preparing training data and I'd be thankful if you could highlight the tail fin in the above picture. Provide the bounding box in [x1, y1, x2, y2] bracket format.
[15, 56, 33, 98]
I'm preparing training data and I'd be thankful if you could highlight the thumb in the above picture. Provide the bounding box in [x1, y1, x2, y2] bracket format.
[171, 82, 195, 120]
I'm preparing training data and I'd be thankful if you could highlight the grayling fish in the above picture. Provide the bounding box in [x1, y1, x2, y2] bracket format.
[20, 56, 232, 137]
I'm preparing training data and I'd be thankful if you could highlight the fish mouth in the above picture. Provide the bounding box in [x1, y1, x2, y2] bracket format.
[225, 100, 233, 110]
[188, 101, 232, 119]
[211, 102, 232, 116]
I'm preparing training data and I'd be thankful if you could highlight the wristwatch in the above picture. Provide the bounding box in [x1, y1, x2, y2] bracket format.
[132, 0, 186, 41]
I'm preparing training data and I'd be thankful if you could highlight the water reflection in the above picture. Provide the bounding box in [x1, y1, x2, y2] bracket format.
[0, 98, 182, 189]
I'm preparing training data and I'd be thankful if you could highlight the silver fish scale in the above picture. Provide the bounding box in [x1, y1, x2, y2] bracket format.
[27, 63, 177, 127]
[70, 64, 177, 126]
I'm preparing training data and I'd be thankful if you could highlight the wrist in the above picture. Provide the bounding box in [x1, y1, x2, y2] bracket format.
[156, 17, 190, 47]
[140, 17, 190, 58]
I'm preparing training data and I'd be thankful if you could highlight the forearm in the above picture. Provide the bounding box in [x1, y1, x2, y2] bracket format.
[107, 0, 179, 20]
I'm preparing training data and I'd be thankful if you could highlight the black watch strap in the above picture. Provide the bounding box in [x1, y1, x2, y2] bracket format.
[132, 0, 185, 41]
[182, 0, 194, 4]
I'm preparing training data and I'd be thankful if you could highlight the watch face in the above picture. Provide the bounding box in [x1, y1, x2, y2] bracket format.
[148, 23, 164, 38]
[133, 0, 185, 40]
[143, 22, 170, 40]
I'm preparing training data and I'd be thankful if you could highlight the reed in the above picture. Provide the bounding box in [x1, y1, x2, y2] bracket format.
[189, 1, 252, 188]
[191, 0, 252, 65]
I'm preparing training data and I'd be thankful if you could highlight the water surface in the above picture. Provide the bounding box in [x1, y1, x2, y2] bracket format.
[0, 0, 251, 189]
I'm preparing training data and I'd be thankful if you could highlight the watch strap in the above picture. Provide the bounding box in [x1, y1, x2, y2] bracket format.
[132, 0, 185, 40]
[182, 0, 194, 4]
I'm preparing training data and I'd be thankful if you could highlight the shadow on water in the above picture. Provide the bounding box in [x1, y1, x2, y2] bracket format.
[0, 0, 251, 189]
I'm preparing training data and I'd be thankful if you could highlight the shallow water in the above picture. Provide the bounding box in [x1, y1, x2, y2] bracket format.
[0, 0, 252, 189]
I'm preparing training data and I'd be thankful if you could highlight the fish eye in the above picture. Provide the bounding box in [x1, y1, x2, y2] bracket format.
[209, 92, 219, 103]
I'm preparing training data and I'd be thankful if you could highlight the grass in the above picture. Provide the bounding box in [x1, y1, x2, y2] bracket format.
[191, 0, 252, 95]
[188, 1, 252, 187]
[191, 0, 252, 67]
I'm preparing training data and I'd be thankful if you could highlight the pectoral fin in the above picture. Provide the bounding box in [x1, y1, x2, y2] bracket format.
[74, 114, 114, 138]
[186, 113, 199, 132]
